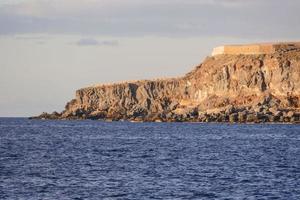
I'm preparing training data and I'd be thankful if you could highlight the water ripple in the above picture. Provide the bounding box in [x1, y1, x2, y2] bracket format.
[0, 118, 300, 199]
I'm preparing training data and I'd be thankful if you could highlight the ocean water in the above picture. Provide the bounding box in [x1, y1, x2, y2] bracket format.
[0, 118, 300, 200]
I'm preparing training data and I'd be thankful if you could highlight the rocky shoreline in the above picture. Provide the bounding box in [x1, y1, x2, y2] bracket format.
[30, 103, 300, 123]
[31, 42, 300, 123]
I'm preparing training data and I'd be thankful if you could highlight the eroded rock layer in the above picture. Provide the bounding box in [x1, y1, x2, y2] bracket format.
[33, 47, 300, 123]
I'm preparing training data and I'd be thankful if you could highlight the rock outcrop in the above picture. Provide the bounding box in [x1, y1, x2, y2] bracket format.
[32, 42, 300, 123]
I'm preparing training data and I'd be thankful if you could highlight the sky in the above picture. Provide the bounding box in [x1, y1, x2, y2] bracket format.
[0, 0, 299, 117]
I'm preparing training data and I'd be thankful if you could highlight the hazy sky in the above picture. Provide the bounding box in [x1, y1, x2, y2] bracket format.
[1, 0, 299, 117]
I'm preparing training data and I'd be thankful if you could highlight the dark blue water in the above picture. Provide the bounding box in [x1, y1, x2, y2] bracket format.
[0, 118, 300, 199]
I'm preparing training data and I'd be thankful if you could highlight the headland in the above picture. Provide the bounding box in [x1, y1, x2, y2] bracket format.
[32, 41, 300, 123]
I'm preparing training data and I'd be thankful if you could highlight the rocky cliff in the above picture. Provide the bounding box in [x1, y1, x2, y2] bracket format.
[33, 44, 300, 123]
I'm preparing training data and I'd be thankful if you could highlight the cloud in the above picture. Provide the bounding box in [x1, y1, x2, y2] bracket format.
[14, 35, 52, 40]
[0, 0, 258, 17]
[0, 0, 299, 39]
[76, 38, 119, 46]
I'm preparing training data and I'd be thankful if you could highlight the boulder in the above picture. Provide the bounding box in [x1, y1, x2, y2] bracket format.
[229, 113, 238, 123]
[246, 114, 258, 123]
[238, 111, 247, 122]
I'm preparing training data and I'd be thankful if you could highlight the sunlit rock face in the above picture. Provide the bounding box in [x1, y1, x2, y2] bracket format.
[33, 42, 300, 123]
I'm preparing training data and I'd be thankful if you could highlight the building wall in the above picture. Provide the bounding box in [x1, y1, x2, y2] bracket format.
[224, 45, 263, 55]
[258, 45, 275, 54]
[211, 42, 300, 56]
[211, 46, 225, 56]
[212, 44, 275, 56]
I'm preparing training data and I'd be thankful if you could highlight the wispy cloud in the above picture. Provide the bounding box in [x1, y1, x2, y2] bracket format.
[14, 35, 52, 40]
[76, 38, 119, 46]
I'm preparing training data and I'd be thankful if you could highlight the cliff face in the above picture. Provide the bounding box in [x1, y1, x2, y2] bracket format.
[61, 79, 189, 121]
[34, 47, 300, 123]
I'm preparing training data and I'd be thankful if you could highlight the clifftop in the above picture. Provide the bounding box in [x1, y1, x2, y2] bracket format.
[212, 41, 300, 56]
[33, 42, 300, 123]
[84, 77, 180, 90]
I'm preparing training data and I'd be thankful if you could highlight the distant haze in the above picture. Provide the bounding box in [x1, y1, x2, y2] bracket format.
[0, 0, 299, 117]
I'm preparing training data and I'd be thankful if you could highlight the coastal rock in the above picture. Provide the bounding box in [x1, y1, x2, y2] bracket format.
[229, 113, 238, 123]
[238, 111, 247, 122]
[30, 111, 61, 120]
[33, 42, 300, 123]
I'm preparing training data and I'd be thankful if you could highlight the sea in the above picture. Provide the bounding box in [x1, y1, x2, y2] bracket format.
[0, 118, 300, 200]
